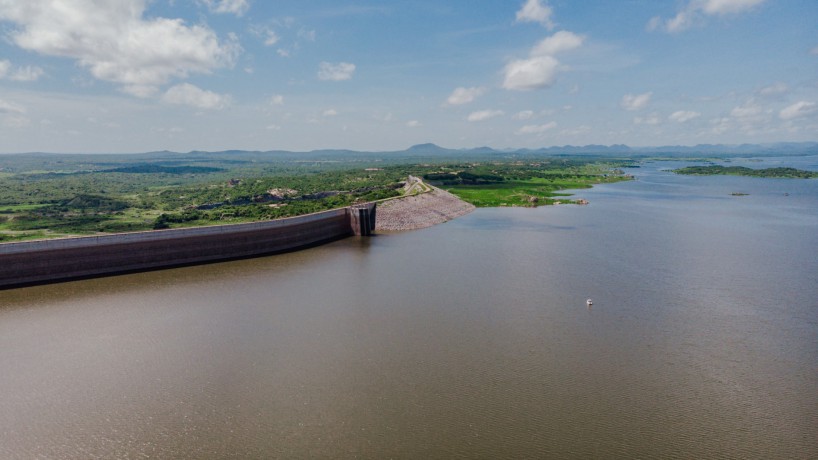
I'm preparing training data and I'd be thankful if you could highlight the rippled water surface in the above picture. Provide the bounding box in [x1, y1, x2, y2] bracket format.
[2, 156, 817, 458]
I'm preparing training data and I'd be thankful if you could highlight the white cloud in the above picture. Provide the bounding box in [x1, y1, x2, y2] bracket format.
[669, 110, 701, 123]
[298, 29, 316, 42]
[503, 30, 584, 93]
[123, 85, 159, 99]
[646, 16, 663, 32]
[561, 125, 591, 136]
[318, 62, 356, 81]
[502, 56, 560, 91]
[730, 101, 762, 118]
[201, 0, 250, 16]
[514, 110, 535, 120]
[779, 101, 816, 120]
[252, 20, 315, 59]
[649, 0, 766, 33]
[0, 98, 26, 114]
[727, 99, 774, 133]
[467, 110, 504, 122]
[162, 83, 231, 109]
[0, 60, 44, 81]
[9, 65, 44, 81]
[263, 30, 280, 46]
[664, 10, 697, 33]
[531, 31, 585, 56]
[1, 114, 30, 128]
[322, 109, 338, 117]
[621, 92, 652, 111]
[811, 46, 818, 55]
[270, 94, 284, 105]
[406, 120, 421, 128]
[516, 122, 557, 134]
[634, 113, 661, 125]
[445, 86, 485, 106]
[701, 0, 765, 15]
[710, 117, 731, 134]
[0, 98, 28, 128]
[0, 1, 239, 96]
[515, 0, 554, 29]
[757, 82, 789, 97]
[266, 124, 281, 131]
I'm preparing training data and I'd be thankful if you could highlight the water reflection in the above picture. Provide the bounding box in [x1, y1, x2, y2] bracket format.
[1, 157, 817, 458]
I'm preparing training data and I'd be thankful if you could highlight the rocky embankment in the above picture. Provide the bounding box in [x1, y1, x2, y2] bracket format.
[376, 186, 475, 231]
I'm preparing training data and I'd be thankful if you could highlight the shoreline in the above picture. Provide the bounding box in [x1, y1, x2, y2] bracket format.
[0, 182, 473, 288]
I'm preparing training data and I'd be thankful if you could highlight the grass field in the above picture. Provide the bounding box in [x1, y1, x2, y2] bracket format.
[442, 175, 619, 207]
[0, 204, 49, 212]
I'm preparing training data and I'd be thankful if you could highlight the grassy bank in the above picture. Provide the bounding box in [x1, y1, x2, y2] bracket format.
[434, 163, 631, 207]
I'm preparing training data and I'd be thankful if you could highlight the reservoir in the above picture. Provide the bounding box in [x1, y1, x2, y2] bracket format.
[1, 156, 817, 458]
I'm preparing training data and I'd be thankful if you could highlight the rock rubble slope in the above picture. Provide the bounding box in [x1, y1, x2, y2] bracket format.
[376, 187, 475, 231]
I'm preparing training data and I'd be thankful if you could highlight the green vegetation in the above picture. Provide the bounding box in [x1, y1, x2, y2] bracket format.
[429, 161, 630, 207]
[103, 165, 226, 174]
[673, 165, 818, 179]
[0, 151, 634, 241]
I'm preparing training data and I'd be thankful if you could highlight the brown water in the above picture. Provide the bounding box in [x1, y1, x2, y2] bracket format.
[1, 158, 817, 458]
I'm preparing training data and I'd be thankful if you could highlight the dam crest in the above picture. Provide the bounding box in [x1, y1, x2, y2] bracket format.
[0, 203, 377, 289]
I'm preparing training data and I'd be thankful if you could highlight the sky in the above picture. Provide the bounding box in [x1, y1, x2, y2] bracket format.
[0, 0, 816, 153]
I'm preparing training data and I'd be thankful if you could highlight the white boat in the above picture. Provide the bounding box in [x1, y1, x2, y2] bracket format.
[586, 299, 593, 306]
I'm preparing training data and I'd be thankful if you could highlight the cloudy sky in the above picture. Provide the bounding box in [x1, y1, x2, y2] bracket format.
[0, 0, 816, 153]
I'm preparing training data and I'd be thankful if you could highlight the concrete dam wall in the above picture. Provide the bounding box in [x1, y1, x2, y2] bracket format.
[0, 203, 376, 289]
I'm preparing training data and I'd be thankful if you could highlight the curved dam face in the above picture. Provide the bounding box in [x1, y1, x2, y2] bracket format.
[0, 203, 376, 289]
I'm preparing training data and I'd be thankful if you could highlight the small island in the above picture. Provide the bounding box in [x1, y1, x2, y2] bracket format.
[673, 165, 818, 179]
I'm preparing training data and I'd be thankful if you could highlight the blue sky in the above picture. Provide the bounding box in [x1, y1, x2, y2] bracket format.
[0, 0, 816, 153]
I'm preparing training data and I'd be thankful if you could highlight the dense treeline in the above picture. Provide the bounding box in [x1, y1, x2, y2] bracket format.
[673, 165, 818, 178]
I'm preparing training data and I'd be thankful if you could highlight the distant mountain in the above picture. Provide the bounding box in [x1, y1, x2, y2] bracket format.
[305, 149, 362, 156]
[217, 141, 818, 158]
[627, 142, 818, 155]
[465, 146, 500, 154]
[4, 142, 816, 158]
[404, 143, 455, 154]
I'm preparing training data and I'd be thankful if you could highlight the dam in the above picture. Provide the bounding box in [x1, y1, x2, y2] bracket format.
[0, 203, 376, 289]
